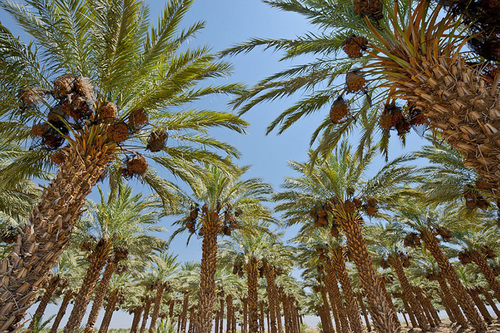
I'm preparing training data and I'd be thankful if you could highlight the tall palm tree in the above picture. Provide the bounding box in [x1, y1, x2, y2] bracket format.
[396, 205, 487, 330]
[369, 221, 429, 330]
[170, 164, 273, 333]
[219, 224, 285, 333]
[0, 0, 247, 328]
[274, 143, 417, 332]
[222, 0, 500, 199]
[63, 185, 167, 333]
[145, 251, 180, 333]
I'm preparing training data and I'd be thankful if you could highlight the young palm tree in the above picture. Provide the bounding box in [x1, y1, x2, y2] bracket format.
[0, 0, 246, 328]
[219, 224, 285, 333]
[170, 164, 273, 333]
[64, 185, 167, 333]
[274, 143, 417, 332]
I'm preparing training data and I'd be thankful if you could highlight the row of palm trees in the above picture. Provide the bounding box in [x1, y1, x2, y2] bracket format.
[3, 138, 497, 332]
[0, 0, 499, 331]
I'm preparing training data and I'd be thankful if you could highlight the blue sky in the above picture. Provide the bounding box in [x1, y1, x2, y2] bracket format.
[1, 0, 428, 328]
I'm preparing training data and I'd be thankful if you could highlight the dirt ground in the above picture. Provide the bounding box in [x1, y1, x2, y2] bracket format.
[401, 319, 500, 332]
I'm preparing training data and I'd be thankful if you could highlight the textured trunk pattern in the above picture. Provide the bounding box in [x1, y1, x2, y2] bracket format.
[196, 217, 219, 333]
[49, 290, 73, 333]
[28, 275, 60, 330]
[422, 230, 486, 331]
[140, 297, 152, 333]
[149, 282, 166, 332]
[247, 261, 259, 333]
[97, 290, 119, 333]
[472, 254, 500, 302]
[390, 256, 428, 329]
[330, 247, 363, 332]
[0, 131, 115, 331]
[84, 260, 118, 333]
[65, 240, 112, 333]
[356, 292, 371, 332]
[323, 265, 349, 333]
[130, 306, 144, 333]
[264, 267, 278, 333]
[436, 275, 466, 327]
[338, 215, 400, 332]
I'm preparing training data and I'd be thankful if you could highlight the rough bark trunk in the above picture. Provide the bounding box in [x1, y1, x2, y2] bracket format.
[437, 291, 456, 323]
[0, 132, 115, 331]
[149, 282, 166, 332]
[471, 254, 500, 303]
[319, 287, 335, 333]
[467, 288, 492, 323]
[422, 230, 486, 331]
[259, 301, 265, 333]
[399, 294, 417, 328]
[390, 255, 428, 329]
[49, 290, 73, 333]
[330, 247, 363, 332]
[97, 290, 119, 333]
[480, 288, 500, 317]
[140, 297, 153, 333]
[219, 298, 225, 333]
[436, 274, 466, 326]
[196, 219, 219, 333]
[338, 214, 400, 332]
[242, 298, 247, 333]
[356, 292, 371, 332]
[28, 275, 60, 331]
[247, 260, 259, 333]
[276, 299, 283, 333]
[65, 240, 112, 333]
[413, 287, 436, 327]
[169, 299, 176, 321]
[401, 311, 409, 327]
[318, 305, 334, 333]
[323, 265, 349, 333]
[84, 259, 118, 333]
[131, 306, 144, 333]
[226, 294, 233, 333]
[188, 306, 195, 333]
[264, 266, 279, 333]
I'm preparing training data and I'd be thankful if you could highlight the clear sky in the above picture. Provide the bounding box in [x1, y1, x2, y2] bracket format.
[1, 0, 427, 328]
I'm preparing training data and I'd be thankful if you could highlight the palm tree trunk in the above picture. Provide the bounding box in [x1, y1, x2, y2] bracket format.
[196, 222, 219, 333]
[65, 241, 112, 333]
[480, 288, 500, 317]
[215, 310, 220, 333]
[320, 284, 340, 333]
[259, 301, 265, 333]
[435, 274, 466, 326]
[338, 214, 400, 332]
[276, 299, 283, 333]
[140, 297, 153, 333]
[169, 299, 176, 321]
[188, 306, 195, 333]
[97, 290, 119, 333]
[389, 256, 428, 329]
[398, 294, 417, 328]
[421, 229, 486, 331]
[0, 133, 115, 331]
[471, 254, 500, 303]
[355, 292, 371, 332]
[318, 305, 335, 333]
[322, 265, 349, 333]
[437, 291, 456, 323]
[149, 282, 166, 332]
[226, 294, 233, 333]
[423, 293, 441, 324]
[219, 298, 225, 333]
[467, 288, 492, 323]
[412, 287, 436, 327]
[28, 275, 61, 331]
[330, 248, 363, 332]
[319, 287, 335, 333]
[131, 306, 144, 333]
[247, 260, 259, 333]
[49, 290, 73, 333]
[242, 298, 248, 333]
[264, 266, 279, 333]
[84, 259, 118, 333]
[401, 311, 409, 327]
[267, 307, 271, 333]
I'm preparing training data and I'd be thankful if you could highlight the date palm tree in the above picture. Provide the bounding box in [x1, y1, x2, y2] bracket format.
[274, 142, 418, 332]
[70, 185, 168, 333]
[169, 164, 273, 333]
[0, 0, 247, 329]
[396, 204, 487, 330]
[222, 0, 500, 198]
